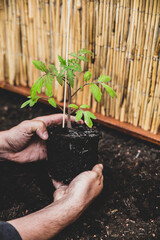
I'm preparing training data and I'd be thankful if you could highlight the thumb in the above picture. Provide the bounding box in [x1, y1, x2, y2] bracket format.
[21, 120, 48, 140]
[53, 186, 68, 201]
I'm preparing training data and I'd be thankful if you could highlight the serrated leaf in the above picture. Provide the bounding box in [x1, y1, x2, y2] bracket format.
[80, 104, 90, 109]
[60, 69, 66, 75]
[31, 77, 44, 99]
[67, 70, 75, 88]
[78, 48, 93, 56]
[84, 112, 93, 128]
[70, 52, 77, 57]
[84, 71, 91, 82]
[49, 64, 58, 75]
[48, 98, 57, 108]
[98, 74, 111, 83]
[58, 55, 66, 66]
[32, 60, 49, 73]
[77, 55, 89, 62]
[56, 74, 63, 86]
[29, 97, 40, 107]
[90, 83, 102, 102]
[44, 74, 53, 97]
[70, 59, 79, 63]
[75, 109, 83, 122]
[68, 104, 79, 109]
[69, 65, 81, 72]
[21, 100, 31, 108]
[102, 84, 117, 98]
[75, 62, 82, 72]
[45, 89, 53, 97]
[85, 111, 96, 119]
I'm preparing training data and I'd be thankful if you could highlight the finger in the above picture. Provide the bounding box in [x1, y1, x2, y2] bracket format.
[35, 114, 68, 127]
[98, 174, 104, 186]
[77, 120, 84, 124]
[70, 115, 84, 124]
[34, 114, 83, 127]
[29, 120, 48, 140]
[34, 114, 64, 127]
[53, 186, 68, 201]
[51, 178, 66, 189]
[92, 164, 103, 176]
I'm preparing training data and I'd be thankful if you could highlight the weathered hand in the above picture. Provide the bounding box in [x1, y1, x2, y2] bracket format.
[8, 164, 103, 240]
[52, 164, 104, 212]
[3, 114, 79, 163]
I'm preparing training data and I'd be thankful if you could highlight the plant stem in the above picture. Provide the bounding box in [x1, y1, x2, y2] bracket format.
[49, 74, 70, 86]
[71, 81, 100, 98]
[67, 85, 72, 128]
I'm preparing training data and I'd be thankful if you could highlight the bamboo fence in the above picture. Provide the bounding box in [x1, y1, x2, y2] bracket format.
[0, 0, 159, 134]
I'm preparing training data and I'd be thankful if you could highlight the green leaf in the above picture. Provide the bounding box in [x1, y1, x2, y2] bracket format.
[67, 70, 75, 88]
[58, 55, 66, 66]
[70, 52, 77, 57]
[21, 100, 31, 108]
[78, 48, 93, 56]
[90, 83, 102, 102]
[98, 74, 111, 83]
[69, 59, 79, 64]
[45, 89, 53, 97]
[80, 104, 90, 109]
[21, 96, 40, 108]
[102, 84, 117, 98]
[84, 112, 93, 128]
[68, 104, 79, 109]
[44, 74, 53, 97]
[60, 69, 66, 75]
[85, 111, 96, 119]
[84, 71, 91, 82]
[29, 97, 40, 107]
[75, 109, 83, 122]
[48, 98, 57, 108]
[69, 65, 81, 72]
[32, 60, 49, 73]
[74, 62, 82, 72]
[56, 74, 63, 86]
[77, 55, 89, 62]
[49, 64, 58, 75]
[31, 77, 44, 99]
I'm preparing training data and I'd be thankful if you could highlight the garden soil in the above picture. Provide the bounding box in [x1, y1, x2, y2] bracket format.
[0, 88, 160, 240]
[47, 124, 99, 183]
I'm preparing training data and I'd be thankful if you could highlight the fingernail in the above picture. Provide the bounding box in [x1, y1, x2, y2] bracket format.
[43, 131, 48, 139]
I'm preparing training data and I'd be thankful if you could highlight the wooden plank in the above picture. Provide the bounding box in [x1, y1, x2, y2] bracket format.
[95, 113, 160, 146]
[0, 81, 159, 146]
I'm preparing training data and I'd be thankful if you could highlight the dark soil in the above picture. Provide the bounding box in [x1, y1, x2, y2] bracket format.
[0, 88, 160, 240]
[47, 124, 99, 184]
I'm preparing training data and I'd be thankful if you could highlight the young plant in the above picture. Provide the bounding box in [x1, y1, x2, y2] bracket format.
[21, 48, 117, 128]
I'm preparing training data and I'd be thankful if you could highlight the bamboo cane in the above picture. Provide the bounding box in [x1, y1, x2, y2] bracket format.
[0, 0, 160, 134]
[0, 0, 5, 81]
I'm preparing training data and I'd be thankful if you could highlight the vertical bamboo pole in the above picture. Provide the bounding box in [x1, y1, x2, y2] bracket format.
[0, 1, 5, 81]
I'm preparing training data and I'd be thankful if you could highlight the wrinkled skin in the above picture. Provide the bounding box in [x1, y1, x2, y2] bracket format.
[3, 114, 82, 163]
[53, 164, 104, 204]
[0, 114, 104, 239]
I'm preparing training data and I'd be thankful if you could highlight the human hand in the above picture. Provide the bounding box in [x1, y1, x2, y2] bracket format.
[52, 164, 103, 214]
[3, 114, 81, 163]
[8, 165, 103, 240]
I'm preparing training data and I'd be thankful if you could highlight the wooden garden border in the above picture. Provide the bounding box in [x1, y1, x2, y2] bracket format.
[0, 81, 159, 146]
